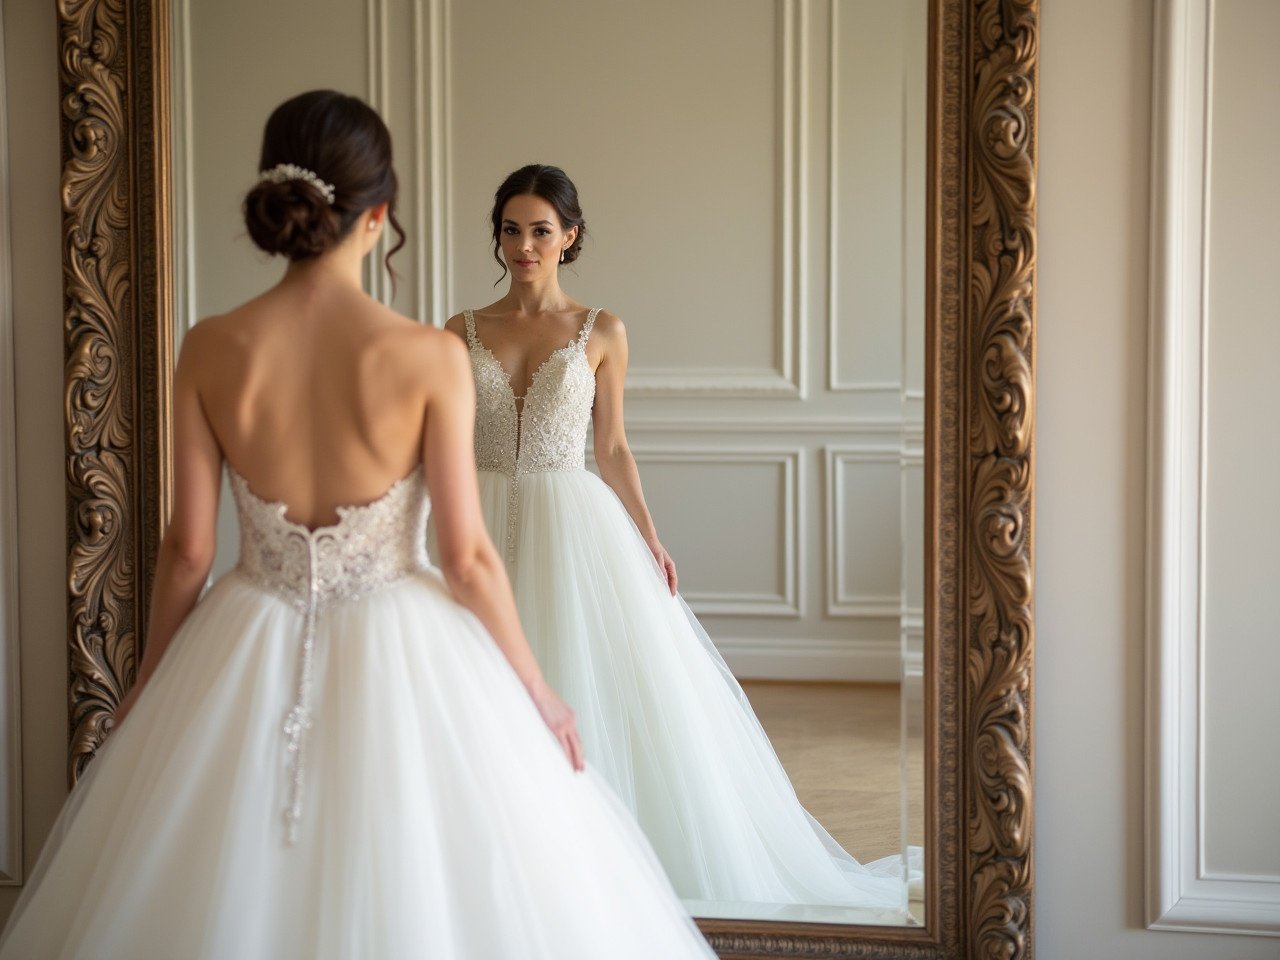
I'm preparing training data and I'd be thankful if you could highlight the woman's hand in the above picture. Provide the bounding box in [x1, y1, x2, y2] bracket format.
[525, 678, 585, 772]
[647, 537, 678, 595]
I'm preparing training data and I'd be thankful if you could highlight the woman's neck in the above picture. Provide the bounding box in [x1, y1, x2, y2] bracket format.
[500, 278, 573, 317]
[281, 243, 367, 292]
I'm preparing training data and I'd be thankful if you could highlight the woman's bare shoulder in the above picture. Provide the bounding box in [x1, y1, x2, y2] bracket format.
[181, 290, 289, 350]
[589, 310, 626, 361]
[175, 307, 254, 371]
[376, 319, 469, 380]
[590, 308, 624, 337]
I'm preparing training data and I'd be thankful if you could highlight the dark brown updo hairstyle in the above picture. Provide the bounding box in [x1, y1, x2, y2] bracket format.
[243, 89, 405, 278]
[490, 164, 587, 283]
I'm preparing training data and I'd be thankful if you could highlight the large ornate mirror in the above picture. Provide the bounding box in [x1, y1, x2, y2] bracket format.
[57, 0, 1036, 955]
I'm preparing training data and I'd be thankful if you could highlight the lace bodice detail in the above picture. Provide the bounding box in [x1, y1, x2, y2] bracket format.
[227, 466, 429, 844]
[230, 467, 430, 611]
[466, 309, 600, 561]
[467, 307, 599, 477]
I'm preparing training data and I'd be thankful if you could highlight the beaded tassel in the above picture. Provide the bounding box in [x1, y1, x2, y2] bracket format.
[282, 536, 319, 845]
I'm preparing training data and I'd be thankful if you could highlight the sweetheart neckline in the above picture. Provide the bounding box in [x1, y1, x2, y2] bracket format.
[226, 464, 424, 536]
[470, 341, 592, 464]
[470, 340, 585, 405]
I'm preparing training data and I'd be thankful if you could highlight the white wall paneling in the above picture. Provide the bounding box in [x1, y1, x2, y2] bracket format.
[364, 0, 391, 304]
[827, 0, 926, 394]
[899, 427, 924, 624]
[1145, 0, 1280, 936]
[1196, 0, 1280, 890]
[625, 416, 904, 437]
[445, 0, 803, 397]
[631, 447, 802, 618]
[0, 7, 23, 886]
[899, 435, 924, 662]
[364, 0, 440, 320]
[617, 0, 804, 398]
[901, 614, 923, 680]
[171, 0, 196, 343]
[411, 0, 449, 325]
[716, 636, 901, 683]
[825, 446, 903, 618]
[899, 0, 928, 404]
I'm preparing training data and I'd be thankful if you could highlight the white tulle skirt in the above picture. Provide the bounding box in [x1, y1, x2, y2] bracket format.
[0, 568, 714, 959]
[472, 468, 912, 914]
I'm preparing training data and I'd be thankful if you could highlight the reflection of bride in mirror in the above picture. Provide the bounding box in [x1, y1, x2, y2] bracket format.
[439, 163, 910, 910]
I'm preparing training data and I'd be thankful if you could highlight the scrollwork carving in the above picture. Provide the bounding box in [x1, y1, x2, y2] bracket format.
[59, 0, 169, 784]
[968, 1, 1037, 959]
[60, 0, 136, 785]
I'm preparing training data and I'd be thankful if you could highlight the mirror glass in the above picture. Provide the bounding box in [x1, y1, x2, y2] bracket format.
[174, 0, 926, 928]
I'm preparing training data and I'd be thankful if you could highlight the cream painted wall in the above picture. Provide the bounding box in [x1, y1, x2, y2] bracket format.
[1037, 0, 1276, 955]
[0, 0, 71, 922]
[4, 1, 1277, 955]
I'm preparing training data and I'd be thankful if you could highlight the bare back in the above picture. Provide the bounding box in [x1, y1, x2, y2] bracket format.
[184, 275, 445, 529]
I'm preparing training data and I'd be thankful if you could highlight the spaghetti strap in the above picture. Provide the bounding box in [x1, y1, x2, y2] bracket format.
[578, 307, 602, 346]
[462, 309, 479, 348]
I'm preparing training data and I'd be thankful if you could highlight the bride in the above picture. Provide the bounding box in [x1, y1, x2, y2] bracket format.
[443, 164, 913, 913]
[0, 94, 714, 959]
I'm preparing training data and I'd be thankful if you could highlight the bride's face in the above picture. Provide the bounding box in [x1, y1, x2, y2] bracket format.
[499, 193, 576, 281]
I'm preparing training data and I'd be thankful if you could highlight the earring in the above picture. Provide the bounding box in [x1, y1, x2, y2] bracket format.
[560, 250, 566, 264]
[368, 220, 379, 231]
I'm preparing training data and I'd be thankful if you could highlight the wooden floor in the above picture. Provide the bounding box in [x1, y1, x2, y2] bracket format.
[740, 681, 925, 864]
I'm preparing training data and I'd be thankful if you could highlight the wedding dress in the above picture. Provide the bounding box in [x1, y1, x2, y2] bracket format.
[455, 307, 913, 914]
[0, 465, 714, 959]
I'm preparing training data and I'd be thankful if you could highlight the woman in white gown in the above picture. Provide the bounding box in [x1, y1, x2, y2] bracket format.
[441, 164, 913, 915]
[0, 95, 714, 960]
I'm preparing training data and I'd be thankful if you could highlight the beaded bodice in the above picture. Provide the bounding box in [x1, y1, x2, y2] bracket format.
[229, 466, 430, 611]
[227, 465, 429, 844]
[465, 308, 600, 560]
[467, 307, 599, 477]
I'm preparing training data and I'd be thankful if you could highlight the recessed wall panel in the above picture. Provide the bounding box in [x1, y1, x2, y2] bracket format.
[828, 450, 901, 614]
[830, 0, 923, 391]
[901, 455, 924, 614]
[636, 451, 796, 615]
[447, 0, 784, 382]
[1201, 0, 1280, 881]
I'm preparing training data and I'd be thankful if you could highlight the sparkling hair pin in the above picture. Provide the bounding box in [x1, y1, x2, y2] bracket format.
[258, 163, 336, 204]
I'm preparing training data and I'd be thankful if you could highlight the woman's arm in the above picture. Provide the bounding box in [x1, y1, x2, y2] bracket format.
[422, 332, 584, 770]
[115, 327, 224, 727]
[590, 314, 678, 595]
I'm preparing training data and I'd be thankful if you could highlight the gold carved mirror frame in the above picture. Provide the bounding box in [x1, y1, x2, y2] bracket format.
[55, 0, 1036, 956]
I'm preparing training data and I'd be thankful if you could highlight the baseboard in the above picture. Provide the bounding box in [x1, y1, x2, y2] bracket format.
[714, 637, 901, 683]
